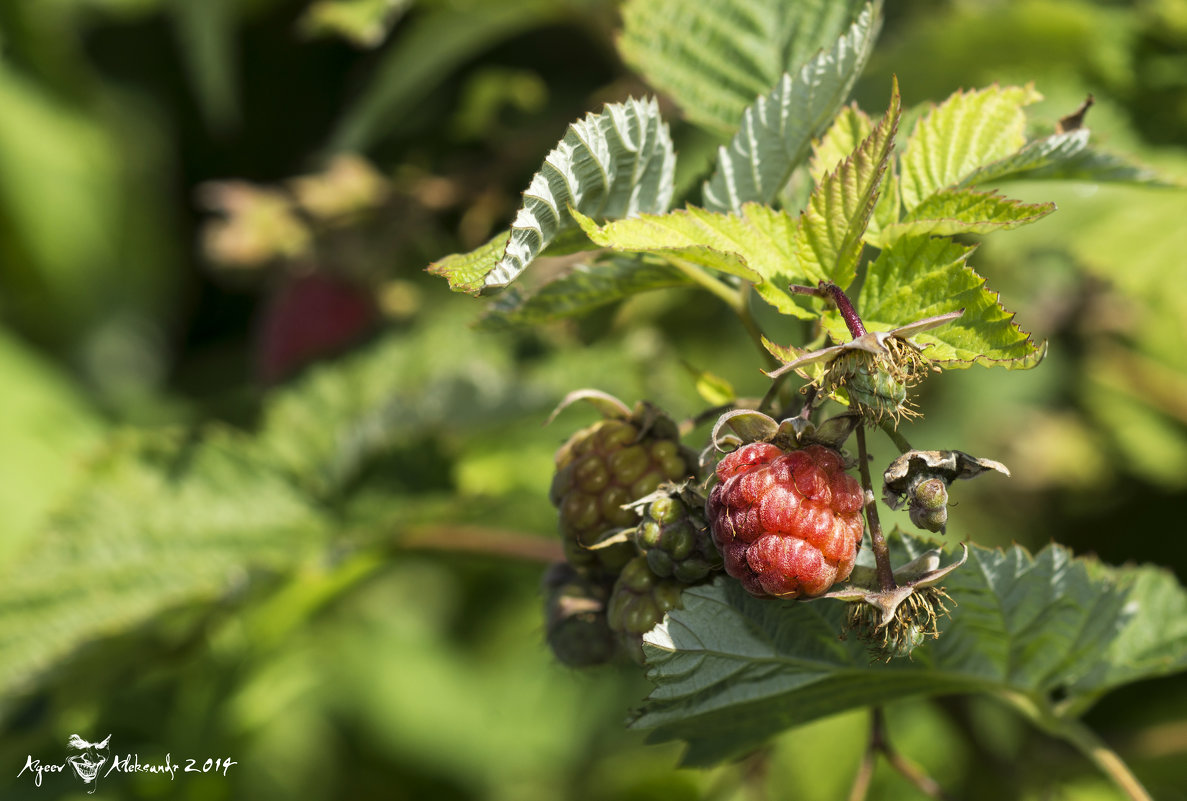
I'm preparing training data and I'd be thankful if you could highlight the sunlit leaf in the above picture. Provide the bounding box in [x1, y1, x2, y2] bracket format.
[899, 84, 1041, 210]
[701, 3, 880, 212]
[823, 235, 1044, 368]
[619, 0, 868, 135]
[875, 187, 1055, 245]
[429, 98, 675, 294]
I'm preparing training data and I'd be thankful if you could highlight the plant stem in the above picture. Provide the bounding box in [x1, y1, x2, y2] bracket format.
[856, 426, 897, 591]
[1058, 718, 1154, 801]
[400, 525, 565, 563]
[668, 258, 776, 369]
[1000, 691, 1153, 801]
[821, 281, 868, 339]
[879, 419, 913, 454]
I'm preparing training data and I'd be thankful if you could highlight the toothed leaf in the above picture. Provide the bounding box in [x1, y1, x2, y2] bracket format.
[619, 0, 868, 135]
[824, 235, 1044, 368]
[477, 257, 693, 329]
[792, 81, 900, 290]
[701, 4, 880, 212]
[429, 98, 675, 294]
[899, 85, 1041, 210]
[574, 205, 815, 319]
[875, 188, 1055, 246]
[631, 534, 1187, 766]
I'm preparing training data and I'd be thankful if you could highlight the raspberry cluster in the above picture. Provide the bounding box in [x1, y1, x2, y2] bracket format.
[706, 442, 865, 599]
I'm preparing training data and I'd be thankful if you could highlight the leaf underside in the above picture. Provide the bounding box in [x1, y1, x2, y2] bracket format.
[429, 97, 675, 294]
[619, 0, 869, 135]
[633, 533, 1187, 766]
[701, 2, 880, 213]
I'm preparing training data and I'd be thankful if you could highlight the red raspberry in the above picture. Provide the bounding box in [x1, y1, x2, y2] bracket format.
[706, 442, 865, 599]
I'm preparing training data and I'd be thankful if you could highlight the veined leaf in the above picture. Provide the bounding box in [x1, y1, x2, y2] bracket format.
[875, 187, 1055, 246]
[632, 534, 1187, 766]
[619, 0, 867, 135]
[574, 205, 816, 318]
[429, 98, 675, 294]
[477, 257, 693, 329]
[823, 235, 1044, 368]
[793, 80, 900, 290]
[899, 84, 1041, 210]
[963, 129, 1171, 187]
[808, 103, 873, 185]
[701, 3, 880, 213]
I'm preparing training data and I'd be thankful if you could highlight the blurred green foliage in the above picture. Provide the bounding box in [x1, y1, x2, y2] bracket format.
[0, 0, 1185, 799]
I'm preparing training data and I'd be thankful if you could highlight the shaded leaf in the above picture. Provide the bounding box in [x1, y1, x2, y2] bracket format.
[478, 257, 693, 329]
[701, 3, 880, 212]
[619, 0, 868, 135]
[632, 534, 1187, 766]
[823, 235, 1044, 368]
[899, 84, 1041, 210]
[430, 98, 675, 294]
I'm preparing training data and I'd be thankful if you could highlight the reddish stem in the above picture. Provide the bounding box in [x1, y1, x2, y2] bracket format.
[822, 281, 868, 339]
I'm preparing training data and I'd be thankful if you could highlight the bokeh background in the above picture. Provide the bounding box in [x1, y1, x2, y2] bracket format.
[1, 0, 1185, 798]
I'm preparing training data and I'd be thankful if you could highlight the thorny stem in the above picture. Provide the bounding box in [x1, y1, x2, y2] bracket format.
[879, 418, 913, 454]
[856, 426, 897, 592]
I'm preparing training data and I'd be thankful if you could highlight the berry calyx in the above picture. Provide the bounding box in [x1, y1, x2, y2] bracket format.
[706, 442, 865, 599]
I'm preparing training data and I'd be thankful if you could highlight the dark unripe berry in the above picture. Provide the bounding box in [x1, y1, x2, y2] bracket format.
[706, 442, 865, 599]
[634, 490, 723, 583]
[607, 556, 685, 663]
[542, 563, 617, 668]
[551, 419, 695, 577]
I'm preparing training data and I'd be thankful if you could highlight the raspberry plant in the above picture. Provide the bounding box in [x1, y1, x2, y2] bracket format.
[430, 2, 1187, 798]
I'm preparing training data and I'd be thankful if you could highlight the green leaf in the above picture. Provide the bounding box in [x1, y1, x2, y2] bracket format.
[631, 534, 1187, 766]
[477, 257, 693, 329]
[792, 80, 900, 289]
[327, 0, 564, 153]
[824, 235, 1044, 368]
[963, 129, 1172, 187]
[701, 3, 880, 213]
[618, 0, 868, 135]
[429, 98, 675, 295]
[875, 187, 1055, 246]
[808, 103, 872, 185]
[299, 0, 409, 48]
[682, 362, 737, 405]
[574, 205, 814, 318]
[899, 84, 1041, 210]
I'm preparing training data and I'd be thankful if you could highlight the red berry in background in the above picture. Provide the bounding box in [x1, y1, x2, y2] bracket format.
[255, 272, 378, 384]
[706, 442, 865, 599]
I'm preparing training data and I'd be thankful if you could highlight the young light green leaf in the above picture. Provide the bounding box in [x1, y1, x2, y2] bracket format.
[477, 257, 693, 329]
[823, 235, 1044, 368]
[574, 205, 814, 318]
[701, 3, 880, 213]
[429, 98, 675, 294]
[792, 80, 900, 290]
[683, 362, 737, 406]
[961, 128, 1172, 187]
[899, 84, 1041, 210]
[808, 103, 873, 185]
[619, 0, 868, 135]
[632, 534, 1187, 766]
[874, 187, 1055, 246]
